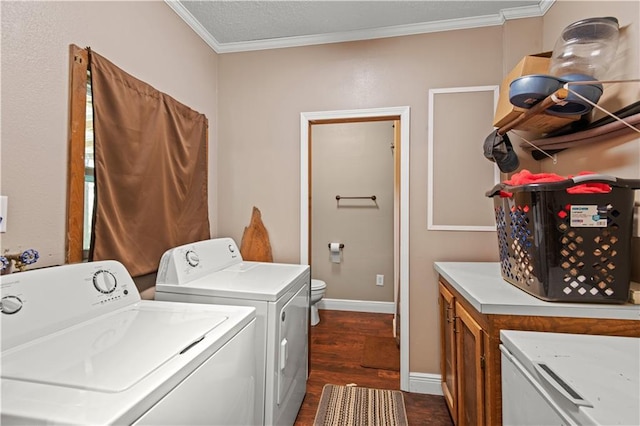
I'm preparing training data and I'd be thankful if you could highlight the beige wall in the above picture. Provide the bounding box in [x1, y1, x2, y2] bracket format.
[311, 121, 395, 302]
[430, 88, 498, 228]
[0, 1, 219, 266]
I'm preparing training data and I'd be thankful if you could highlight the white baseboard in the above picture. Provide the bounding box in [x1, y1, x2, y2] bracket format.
[408, 372, 443, 395]
[318, 298, 395, 314]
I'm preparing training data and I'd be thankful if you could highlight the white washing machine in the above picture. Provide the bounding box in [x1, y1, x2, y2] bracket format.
[1, 260, 257, 425]
[155, 238, 310, 426]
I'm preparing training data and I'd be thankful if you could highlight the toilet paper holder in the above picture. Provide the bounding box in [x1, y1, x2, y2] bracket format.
[327, 243, 344, 249]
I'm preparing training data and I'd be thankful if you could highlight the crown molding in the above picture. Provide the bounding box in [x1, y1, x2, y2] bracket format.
[502, 0, 554, 19]
[166, 0, 555, 54]
[215, 14, 506, 53]
[164, 0, 223, 53]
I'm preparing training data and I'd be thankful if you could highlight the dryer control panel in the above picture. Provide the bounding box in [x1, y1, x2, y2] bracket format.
[156, 238, 243, 285]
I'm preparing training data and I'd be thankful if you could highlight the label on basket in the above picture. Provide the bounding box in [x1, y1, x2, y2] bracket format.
[570, 205, 607, 227]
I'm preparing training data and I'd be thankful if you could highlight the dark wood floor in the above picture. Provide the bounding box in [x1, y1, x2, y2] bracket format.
[294, 310, 454, 425]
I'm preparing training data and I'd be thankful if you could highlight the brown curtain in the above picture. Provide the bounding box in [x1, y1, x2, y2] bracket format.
[89, 50, 210, 277]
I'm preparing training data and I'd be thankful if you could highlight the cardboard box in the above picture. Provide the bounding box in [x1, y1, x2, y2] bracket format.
[494, 52, 581, 134]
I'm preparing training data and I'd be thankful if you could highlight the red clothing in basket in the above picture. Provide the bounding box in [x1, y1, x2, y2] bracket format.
[500, 169, 610, 197]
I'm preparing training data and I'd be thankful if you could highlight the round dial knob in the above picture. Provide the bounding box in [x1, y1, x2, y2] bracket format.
[1, 295, 23, 315]
[228, 244, 236, 253]
[93, 270, 117, 294]
[185, 250, 200, 267]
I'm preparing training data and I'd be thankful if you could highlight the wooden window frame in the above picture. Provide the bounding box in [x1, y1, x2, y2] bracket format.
[66, 44, 89, 264]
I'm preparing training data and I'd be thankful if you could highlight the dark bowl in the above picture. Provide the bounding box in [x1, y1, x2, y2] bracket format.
[509, 74, 563, 109]
[546, 74, 603, 116]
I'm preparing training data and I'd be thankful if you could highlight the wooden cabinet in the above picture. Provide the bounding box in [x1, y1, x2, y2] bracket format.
[438, 276, 640, 426]
[439, 283, 486, 426]
[438, 283, 456, 422]
[455, 302, 484, 425]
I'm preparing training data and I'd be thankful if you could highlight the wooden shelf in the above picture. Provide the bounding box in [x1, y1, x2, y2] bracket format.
[499, 80, 640, 160]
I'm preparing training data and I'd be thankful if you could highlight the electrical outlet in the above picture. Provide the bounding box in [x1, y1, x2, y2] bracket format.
[376, 274, 384, 286]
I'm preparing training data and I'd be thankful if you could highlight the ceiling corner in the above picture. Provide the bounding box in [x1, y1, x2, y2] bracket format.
[164, 0, 222, 53]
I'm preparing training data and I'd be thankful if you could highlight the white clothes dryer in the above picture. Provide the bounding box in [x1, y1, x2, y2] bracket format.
[1, 260, 257, 425]
[500, 330, 640, 426]
[155, 238, 310, 426]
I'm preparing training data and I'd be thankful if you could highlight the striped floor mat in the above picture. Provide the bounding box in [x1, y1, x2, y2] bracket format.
[313, 384, 408, 426]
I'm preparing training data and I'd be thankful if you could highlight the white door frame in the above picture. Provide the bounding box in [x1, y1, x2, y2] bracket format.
[300, 106, 410, 391]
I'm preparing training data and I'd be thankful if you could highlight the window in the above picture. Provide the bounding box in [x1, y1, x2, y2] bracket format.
[66, 45, 210, 275]
[84, 73, 94, 257]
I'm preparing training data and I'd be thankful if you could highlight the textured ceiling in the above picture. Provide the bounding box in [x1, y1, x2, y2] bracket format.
[167, 1, 551, 53]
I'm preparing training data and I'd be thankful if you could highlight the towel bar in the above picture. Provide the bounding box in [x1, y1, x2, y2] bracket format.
[335, 195, 376, 201]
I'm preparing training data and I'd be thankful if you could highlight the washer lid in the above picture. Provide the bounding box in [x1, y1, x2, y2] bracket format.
[1, 304, 228, 392]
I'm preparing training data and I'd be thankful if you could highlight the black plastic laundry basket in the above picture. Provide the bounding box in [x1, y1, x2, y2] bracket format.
[486, 175, 640, 303]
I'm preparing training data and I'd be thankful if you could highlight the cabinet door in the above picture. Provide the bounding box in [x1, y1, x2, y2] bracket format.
[439, 283, 457, 423]
[455, 302, 485, 426]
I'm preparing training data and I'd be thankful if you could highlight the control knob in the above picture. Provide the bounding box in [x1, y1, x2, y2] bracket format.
[93, 270, 117, 294]
[1, 296, 23, 315]
[185, 250, 200, 267]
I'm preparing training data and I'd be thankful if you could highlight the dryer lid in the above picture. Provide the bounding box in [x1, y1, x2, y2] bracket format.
[500, 330, 640, 426]
[1, 304, 228, 392]
[158, 262, 309, 302]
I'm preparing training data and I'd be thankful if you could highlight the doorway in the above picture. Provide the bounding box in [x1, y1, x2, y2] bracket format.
[300, 106, 410, 390]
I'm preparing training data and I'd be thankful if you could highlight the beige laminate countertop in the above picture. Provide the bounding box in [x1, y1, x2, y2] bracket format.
[434, 262, 640, 320]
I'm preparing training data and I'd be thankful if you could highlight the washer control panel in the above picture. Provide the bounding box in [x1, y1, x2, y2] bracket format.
[0, 260, 140, 350]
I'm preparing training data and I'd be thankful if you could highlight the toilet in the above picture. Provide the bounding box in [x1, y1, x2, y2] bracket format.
[310, 279, 327, 326]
